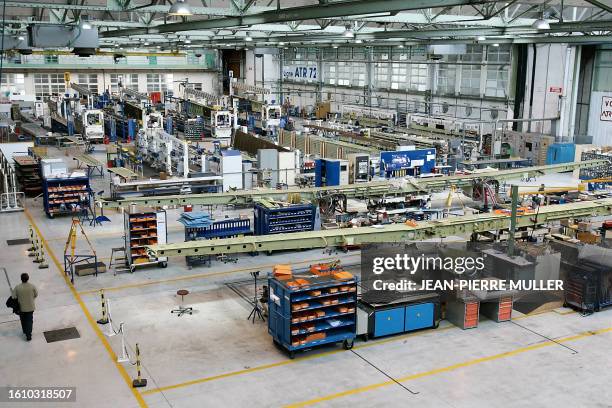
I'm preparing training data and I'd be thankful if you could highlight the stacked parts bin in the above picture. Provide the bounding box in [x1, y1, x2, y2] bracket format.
[254, 202, 315, 235]
[124, 207, 168, 272]
[268, 274, 357, 358]
[179, 212, 251, 268]
[42, 175, 91, 218]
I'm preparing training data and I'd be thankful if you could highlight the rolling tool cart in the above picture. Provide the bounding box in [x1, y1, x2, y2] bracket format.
[268, 273, 357, 359]
[42, 175, 92, 218]
[124, 207, 168, 272]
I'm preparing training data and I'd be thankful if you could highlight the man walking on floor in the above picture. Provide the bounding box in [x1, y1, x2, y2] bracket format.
[11, 273, 38, 341]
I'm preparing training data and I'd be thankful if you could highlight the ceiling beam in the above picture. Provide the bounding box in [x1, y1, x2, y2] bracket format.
[4, 1, 274, 16]
[100, 0, 497, 37]
[582, 0, 612, 13]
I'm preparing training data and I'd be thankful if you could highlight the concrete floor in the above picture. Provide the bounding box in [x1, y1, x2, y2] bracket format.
[1, 145, 611, 408]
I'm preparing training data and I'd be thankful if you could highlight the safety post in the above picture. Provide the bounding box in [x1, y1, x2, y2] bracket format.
[28, 225, 36, 252]
[28, 226, 37, 257]
[38, 242, 49, 269]
[33, 237, 42, 264]
[116, 323, 129, 363]
[96, 289, 109, 324]
[132, 343, 147, 388]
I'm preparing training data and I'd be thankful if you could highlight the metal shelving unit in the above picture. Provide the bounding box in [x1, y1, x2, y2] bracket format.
[42, 175, 91, 218]
[124, 207, 168, 272]
[268, 274, 357, 358]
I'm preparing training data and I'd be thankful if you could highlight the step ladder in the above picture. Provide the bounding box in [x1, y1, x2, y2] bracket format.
[109, 247, 130, 275]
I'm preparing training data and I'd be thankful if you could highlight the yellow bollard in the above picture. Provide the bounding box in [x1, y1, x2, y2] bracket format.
[28, 225, 36, 252]
[38, 243, 49, 269]
[33, 237, 42, 263]
[96, 290, 109, 325]
[132, 343, 147, 388]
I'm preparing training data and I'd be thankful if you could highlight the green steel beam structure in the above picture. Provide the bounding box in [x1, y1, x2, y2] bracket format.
[147, 198, 612, 257]
[98, 160, 608, 208]
[100, 0, 496, 37]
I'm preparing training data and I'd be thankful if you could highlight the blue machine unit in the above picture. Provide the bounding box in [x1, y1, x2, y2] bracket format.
[104, 115, 137, 142]
[358, 293, 440, 340]
[546, 143, 576, 165]
[180, 214, 251, 268]
[268, 274, 357, 358]
[314, 159, 348, 187]
[380, 149, 436, 178]
[254, 202, 316, 235]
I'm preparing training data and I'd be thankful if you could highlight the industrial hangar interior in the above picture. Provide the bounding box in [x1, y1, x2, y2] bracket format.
[0, 0, 611, 407]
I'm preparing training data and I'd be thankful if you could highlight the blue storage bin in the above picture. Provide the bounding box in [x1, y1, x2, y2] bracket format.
[546, 143, 575, 165]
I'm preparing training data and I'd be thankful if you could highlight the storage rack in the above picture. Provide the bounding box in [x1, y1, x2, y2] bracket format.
[268, 274, 357, 358]
[124, 207, 168, 272]
[564, 259, 611, 314]
[42, 176, 91, 218]
[13, 155, 42, 197]
[579, 151, 612, 180]
[254, 202, 316, 235]
[184, 217, 251, 268]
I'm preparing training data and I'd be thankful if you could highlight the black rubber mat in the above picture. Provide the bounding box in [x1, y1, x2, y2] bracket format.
[6, 238, 31, 246]
[43, 327, 80, 343]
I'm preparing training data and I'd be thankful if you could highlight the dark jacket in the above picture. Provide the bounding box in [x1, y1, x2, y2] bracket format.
[6, 296, 20, 315]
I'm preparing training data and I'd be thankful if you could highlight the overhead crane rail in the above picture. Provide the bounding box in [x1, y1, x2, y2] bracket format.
[146, 198, 612, 258]
[98, 160, 608, 208]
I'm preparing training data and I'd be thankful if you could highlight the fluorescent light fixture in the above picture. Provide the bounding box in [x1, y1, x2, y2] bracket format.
[278, 41, 285, 46]
[144, 41, 150, 46]
[184, 38, 191, 44]
[114, 43, 119, 47]
[492, 43, 500, 47]
[355, 39, 363, 44]
[18, 35, 25, 41]
[332, 44, 339, 49]
[81, 21, 92, 30]
[343, 25, 354, 38]
[477, 35, 486, 41]
[168, 0, 193, 16]
[398, 44, 404, 49]
[532, 18, 550, 30]
[245, 33, 253, 41]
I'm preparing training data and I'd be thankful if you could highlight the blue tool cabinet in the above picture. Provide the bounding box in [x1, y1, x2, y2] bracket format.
[254, 203, 315, 235]
[358, 294, 440, 340]
[268, 275, 357, 358]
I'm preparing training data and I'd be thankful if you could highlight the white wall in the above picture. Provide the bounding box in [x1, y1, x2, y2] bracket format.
[522, 44, 569, 135]
[13, 71, 219, 98]
[588, 91, 612, 146]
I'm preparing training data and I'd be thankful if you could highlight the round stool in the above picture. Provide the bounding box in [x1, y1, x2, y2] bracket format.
[171, 289, 193, 316]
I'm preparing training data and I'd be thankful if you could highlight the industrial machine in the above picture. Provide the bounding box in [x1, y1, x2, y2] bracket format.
[347, 154, 370, 183]
[315, 159, 349, 187]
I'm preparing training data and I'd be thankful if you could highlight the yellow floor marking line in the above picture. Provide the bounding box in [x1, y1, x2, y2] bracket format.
[141, 305, 565, 396]
[77, 255, 360, 296]
[141, 325, 453, 396]
[24, 209, 148, 408]
[285, 326, 612, 408]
